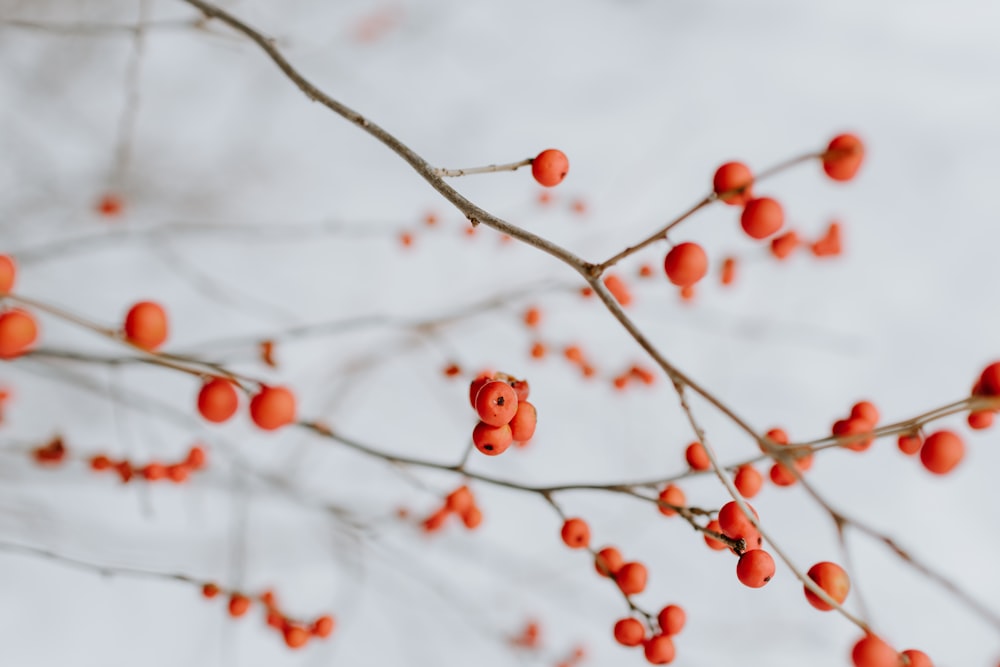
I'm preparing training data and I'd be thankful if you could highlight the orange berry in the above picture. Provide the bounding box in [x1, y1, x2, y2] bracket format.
[508, 378, 530, 402]
[850, 400, 880, 424]
[684, 441, 711, 471]
[186, 445, 207, 469]
[399, 231, 414, 247]
[643, 635, 675, 664]
[445, 485, 474, 514]
[968, 410, 994, 430]
[509, 401, 537, 441]
[770, 230, 800, 259]
[0, 309, 39, 359]
[197, 377, 239, 423]
[657, 605, 685, 636]
[613, 375, 629, 391]
[311, 615, 335, 638]
[713, 161, 754, 206]
[228, 593, 251, 617]
[283, 624, 309, 649]
[115, 461, 133, 483]
[900, 649, 933, 667]
[422, 508, 449, 533]
[613, 617, 645, 647]
[142, 463, 166, 481]
[249, 385, 297, 430]
[823, 134, 865, 182]
[581, 364, 596, 378]
[769, 462, 798, 487]
[603, 273, 633, 306]
[90, 454, 112, 471]
[897, 433, 922, 455]
[630, 365, 656, 385]
[851, 635, 899, 667]
[259, 339, 277, 367]
[811, 221, 843, 257]
[461, 505, 483, 529]
[663, 242, 708, 287]
[978, 361, 1000, 395]
[657, 484, 685, 517]
[734, 464, 763, 498]
[423, 212, 438, 227]
[919, 430, 964, 475]
[530, 341, 547, 359]
[720, 256, 737, 286]
[475, 380, 518, 427]
[563, 345, 584, 363]
[703, 519, 728, 551]
[804, 561, 850, 611]
[472, 421, 513, 456]
[679, 285, 696, 302]
[469, 371, 494, 408]
[532, 149, 569, 187]
[560, 517, 590, 549]
[167, 464, 189, 483]
[442, 363, 462, 377]
[638, 264, 654, 278]
[123, 301, 168, 351]
[615, 561, 648, 595]
[736, 549, 775, 588]
[0, 254, 16, 293]
[202, 582, 220, 599]
[523, 307, 541, 328]
[740, 197, 784, 239]
[96, 193, 124, 217]
[718, 501, 761, 545]
[832, 416, 875, 452]
[594, 546, 624, 577]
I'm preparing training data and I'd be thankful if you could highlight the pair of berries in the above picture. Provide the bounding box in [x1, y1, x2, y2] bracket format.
[197, 377, 297, 431]
[469, 372, 536, 455]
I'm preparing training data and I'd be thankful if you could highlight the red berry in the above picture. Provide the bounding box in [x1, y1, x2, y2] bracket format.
[560, 517, 590, 549]
[823, 134, 865, 182]
[472, 421, 513, 456]
[283, 624, 309, 649]
[850, 400, 880, 424]
[663, 243, 708, 287]
[0, 254, 16, 293]
[595, 546, 624, 577]
[919, 430, 964, 475]
[508, 401, 537, 441]
[613, 617, 645, 647]
[228, 593, 251, 617]
[703, 519, 728, 551]
[713, 161, 754, 205]
[740, 197, 784, 239]
[96, 193, 124, 217]
[532, 149, 569, 187]
[123, 301, 168, 351]
[734, 464, 763, 498]
[0, 309, 39, 359]
[736, 549, 775, 588]
[770, 230, 800, 259]
[475, 380, 518, 427]
[804, 561, 850, 611]
[657, 604, 685, 636]
[657, 484, 685, 517]
[202, 582, 220, 598]
[979, 361, 1000, 395]
[249, 385, 297, 430]
[684, 441, 711, 471]
[643, 634, 675, 665]
[197, 377, 239, 423]
[851, 635, 899, 667]
[615, 562, 648, 595]
[897, 433, 922, 455]
[469, 371, 494, 408]
[312, 615, 335, 638]
[900, 649, 933, 667]
[968, 410, 994, 430]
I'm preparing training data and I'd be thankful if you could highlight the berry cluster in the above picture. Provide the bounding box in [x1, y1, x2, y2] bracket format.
[201, 584, 335, 650]
[30, 437, 208, 484]
[196, 376, 297, 431]
[468, 372, 536, 455]
[422, 484, 483, 532]
[0, 254, 39, 360]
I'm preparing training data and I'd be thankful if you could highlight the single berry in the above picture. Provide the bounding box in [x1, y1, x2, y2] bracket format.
[509, 401, 537, 441]
[740, 197, 784, 239]
[657, 604, 685, 636]
[197, 377, 239, 423]
[734, 464, 763, 498]
[472, 421, 513, 455]
[123, 301, 168, 351]
[613, 617, 645, 647]
[643, 634, 676, 665]
[736, 549, 775, 588]
[823, 134, 865, 182]
[804, 561, 850, 611]
[249, 385, 297, 430]
[0, 254, 16, 293]
[469, 371, 494, 408]
[312, 615, 335, 638]
[475, 380, 518, 427]
[283, 624, 309, 649]
[897, 433, 922, 455]
[713, 161, 754, 205]
[560, 517, 590, 549]
[850, 634, 899, 667]
[664, 243, 708, 287]
[595, 546, 624, 577]
[703, 519, 729, 551]
[900, 649, 933, 667]
[0, 309, 39, 359]
[919, 430, 964, 474]
[532, 149, 569, 187]
[657, 484, 685, 517]
[228, 593, 251, 617]
[684, 441, 711, 471]
[615, 562, 648, 595]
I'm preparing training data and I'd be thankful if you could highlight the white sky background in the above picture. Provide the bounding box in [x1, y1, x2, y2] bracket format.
[1, 1, 999, 666]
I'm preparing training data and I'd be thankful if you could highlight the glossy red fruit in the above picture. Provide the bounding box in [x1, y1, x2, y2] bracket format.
[713, 161, 754, 205]
[197, 377, 239, 423]
[664, 243, 708, 287]
[740, 197, 784, 239]
[532, 149, 569, 187]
